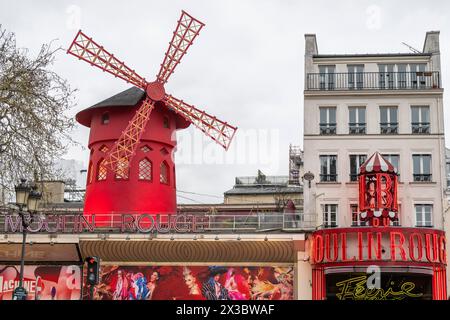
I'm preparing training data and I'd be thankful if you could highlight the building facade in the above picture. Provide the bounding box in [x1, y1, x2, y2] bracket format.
[302, 31, 448, 299]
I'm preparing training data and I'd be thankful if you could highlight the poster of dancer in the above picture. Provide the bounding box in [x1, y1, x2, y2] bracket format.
[83, 265, 294, 300]
[0, 265, 82, 300]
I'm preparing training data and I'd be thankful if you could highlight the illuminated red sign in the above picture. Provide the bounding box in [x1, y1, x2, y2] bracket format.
[310, 228, 446, 265]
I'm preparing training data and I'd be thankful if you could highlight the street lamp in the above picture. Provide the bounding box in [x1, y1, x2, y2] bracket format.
[12, 179, 42, 300]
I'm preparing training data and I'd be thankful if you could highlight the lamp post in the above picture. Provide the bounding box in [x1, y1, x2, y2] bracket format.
[12, 179, 42, 300]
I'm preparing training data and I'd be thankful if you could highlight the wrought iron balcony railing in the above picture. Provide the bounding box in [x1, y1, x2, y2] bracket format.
[412, 122, 430, 134]
[413, 174, 432, 182]
[319, 123, 336, 135]
[349, 123, 366, 134]
[320, 174, 337, 182]
[0, 211, 317, 233]
[380, 122, 399, 134]
[306, 71, 440, 91]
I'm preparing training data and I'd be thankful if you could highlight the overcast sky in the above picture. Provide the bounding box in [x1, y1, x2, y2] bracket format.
[1, 0, 449, 205]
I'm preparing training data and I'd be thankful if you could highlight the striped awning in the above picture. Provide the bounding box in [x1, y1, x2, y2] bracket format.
[359, 152, 396, 174]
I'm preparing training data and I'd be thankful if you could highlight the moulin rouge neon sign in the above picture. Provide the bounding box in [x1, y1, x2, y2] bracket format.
[2, 213, 210, 234]
[311, 228, 447, 265]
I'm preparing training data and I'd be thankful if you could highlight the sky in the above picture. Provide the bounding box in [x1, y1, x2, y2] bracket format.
[1, 0, 450, 205]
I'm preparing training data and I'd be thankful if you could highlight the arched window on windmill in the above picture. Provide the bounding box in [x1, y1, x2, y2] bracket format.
[115, 158, 129, 180]
[88, 161, 94, 185]
[101, 112, 110, 125]
[160, 161, 170, 185]
[97, 158, 107, 181]
[139, 158, 152, 181]
[163, 116, 170, 128]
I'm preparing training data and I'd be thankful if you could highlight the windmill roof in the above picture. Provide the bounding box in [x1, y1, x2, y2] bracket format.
[75, 87, 190, 129]
[91, 87, 145, 108]
[76, 87, 145, 127]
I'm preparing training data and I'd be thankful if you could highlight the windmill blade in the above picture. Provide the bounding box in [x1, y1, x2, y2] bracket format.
[164, 95, 237, 150]
[67, 30, 147, 89]
[104, 97, 155, 177]
[156, 11, 205, 84]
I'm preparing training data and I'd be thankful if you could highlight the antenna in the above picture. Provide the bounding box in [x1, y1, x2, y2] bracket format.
[401, 42, 421, 54]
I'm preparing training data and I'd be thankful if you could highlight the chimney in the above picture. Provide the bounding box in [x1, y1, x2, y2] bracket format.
[304, 34, 318, 88]
[423, 31, 440, 72]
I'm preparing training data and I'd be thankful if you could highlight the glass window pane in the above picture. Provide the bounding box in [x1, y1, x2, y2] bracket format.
[380, 107, 388, 123]
[415, 205, 422, 225]
[349, 108, 356, 123]
[329, 108, 336, 123]
[359, 108, 366, 123]
[421, 107, 430, 123]
[330, 156, 337, 175]
[350, 155, 357, 175]
[320, 108, 327, 123]
[390, 107, 398, 123]
[412, 107, 420, 123]
[320, 156, 328, 175]
[413, 155, 421, 174]
[423, 155, 431, 174]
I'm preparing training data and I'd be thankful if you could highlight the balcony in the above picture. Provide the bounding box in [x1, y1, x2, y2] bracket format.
[306, 71, 440, 91]
[319, 123, 336, 135]
[380, 122, 398, 134]
[0, 210, 317, 233]
[412, 122, 430, 134]
[320, 174, 337, 182]
[349, 123, 366, 134]
[413, 174, 432, 182]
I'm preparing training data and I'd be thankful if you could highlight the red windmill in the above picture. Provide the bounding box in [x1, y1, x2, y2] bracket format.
[68, 11, 237, 218]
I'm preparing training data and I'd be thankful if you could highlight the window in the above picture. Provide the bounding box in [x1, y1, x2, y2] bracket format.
[99, 145, 109, 153]
[349, 107, 366, 134]
[382, 154, 400, 179]
[101, 113, 110, 125]
[347, 65, 364, 90]
[160, 161, 169, 185]
[88, 161, 93, 184]
[447, 162, 450, 188]
[412, 154, 432, 182]
[323, 204, 337, 228]
[397, 64, 407, 89]
[141, 145, 151, 153]
[380, 106, 398, 134]
[319, 107, 336, 135]
[349, 155, 367, 181]
[411, 106, 430, 134]
[410, 63, 427, 89]
[163, 116, 170, 129]
[351, 204, 367, 226]
[320, 155, 337, 182]
[115, 158, 129, 180]
[415, 204, 433, 227]
[319, 65, 335, 90]
[97, 158, 107, 181]
[138, 158, 152, 181]
[378, 64, 395, 89]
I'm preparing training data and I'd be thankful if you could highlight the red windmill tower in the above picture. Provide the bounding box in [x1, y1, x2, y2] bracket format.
[358, 152, 399, 225]
[68, 11, 237, 219]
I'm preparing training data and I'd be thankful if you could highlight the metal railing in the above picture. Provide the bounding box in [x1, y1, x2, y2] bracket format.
[320, 174, 337, 182]
[234, 176, 290, 185]
[348, 123, 366, 134]
[0, 211, 317, 233]
[306, 71, 440, 91]
[413, 174, 432, 182]
[380, 123, 398, 134]
[319, 123, 337, 135]
[412, 122, 430, 134]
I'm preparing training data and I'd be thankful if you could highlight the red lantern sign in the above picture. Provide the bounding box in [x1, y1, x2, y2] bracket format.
[358, 152, 399, 224]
